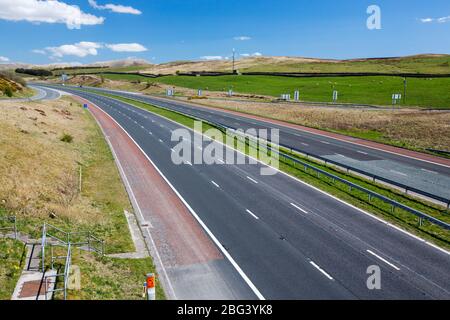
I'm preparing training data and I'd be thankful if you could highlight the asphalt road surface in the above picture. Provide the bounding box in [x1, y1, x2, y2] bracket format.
[45, 84, 450, 204]
[46, 86, 450, 300]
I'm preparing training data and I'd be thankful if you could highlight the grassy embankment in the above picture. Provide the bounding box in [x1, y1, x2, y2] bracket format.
[90, 90, 450, 249]
[0, 72, 34, 99]
[0, 97, 165, 300]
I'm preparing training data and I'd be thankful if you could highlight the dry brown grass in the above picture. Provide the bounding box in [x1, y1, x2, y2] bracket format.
[193, 99, 450, 151]
[140, 56, 337, 74]
[0, 98, 92, 220]
[0, 97, 133, 252]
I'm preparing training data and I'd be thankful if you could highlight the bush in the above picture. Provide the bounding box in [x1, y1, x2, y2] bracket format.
[60, 133, 73, 143]
[4, 87, 13, 97]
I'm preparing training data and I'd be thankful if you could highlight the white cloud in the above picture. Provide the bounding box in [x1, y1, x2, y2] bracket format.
[88, 0, 141, 15]
[0, 56, 9, 62]
[420, 18, 433, 23]
[35, 42, 148, 58]
[233, 36, 251, 41]
[105, 43, 148, 52]
[200, 56, 225, 61]
[420, 16, 450, 23]
[240, 52, 263, 57]
[32, 49, 46, 55]
[46, 42, 103, 58]
[0, 0, 104, 29]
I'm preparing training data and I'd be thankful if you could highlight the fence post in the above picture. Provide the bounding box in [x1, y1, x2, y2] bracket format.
[41, 223, 46, 272]
[13, 217, 17, 239]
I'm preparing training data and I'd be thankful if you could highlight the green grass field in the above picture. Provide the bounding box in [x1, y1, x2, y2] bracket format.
[102, 74, 450, 109]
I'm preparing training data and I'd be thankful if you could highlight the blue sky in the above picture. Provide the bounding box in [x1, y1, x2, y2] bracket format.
[0, 0, 449, 65]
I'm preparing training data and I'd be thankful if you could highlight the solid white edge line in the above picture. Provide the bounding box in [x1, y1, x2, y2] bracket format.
[290, 203, 308, 214]
[79, 90, 450, 257]
[366, 250, 401, 271]
[246, 209, 260, 220]
[82, 96, 266, 300]
[247, 176, 258, 184]
[211, 181, 220, 188]
[310, 261, 334, 280]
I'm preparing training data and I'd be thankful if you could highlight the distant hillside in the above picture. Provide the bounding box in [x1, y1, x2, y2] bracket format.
[88, 58, 152, 68]
[134, 54, 450, 75]
[3, 54, 450, 75]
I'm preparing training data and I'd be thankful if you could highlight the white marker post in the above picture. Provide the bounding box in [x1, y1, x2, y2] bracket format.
[198, 89, 202, 97]
[294, 90, 300, 102]
[332, 90, 338, 102]
[146, 273, 156, 301]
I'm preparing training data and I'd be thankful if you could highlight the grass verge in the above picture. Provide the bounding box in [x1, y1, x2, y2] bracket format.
[48, 249, 165, 300]
[0, 238, 25, 299]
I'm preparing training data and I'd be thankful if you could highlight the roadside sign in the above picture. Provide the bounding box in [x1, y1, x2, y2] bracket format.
[83, 104, 88, 109]
[281, 94, 291, 101]
[198, 89, 202, 97]
[392, 93, 402, 105]
[61, 73, 68, 83]
[294, 90, 300, 101]
[166, 89, 174, 96]
[228, 89, 233, 97]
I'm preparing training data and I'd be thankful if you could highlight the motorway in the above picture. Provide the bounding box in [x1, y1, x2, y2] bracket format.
[48, 84, 450, 204]
[44, 85, 450, 299]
